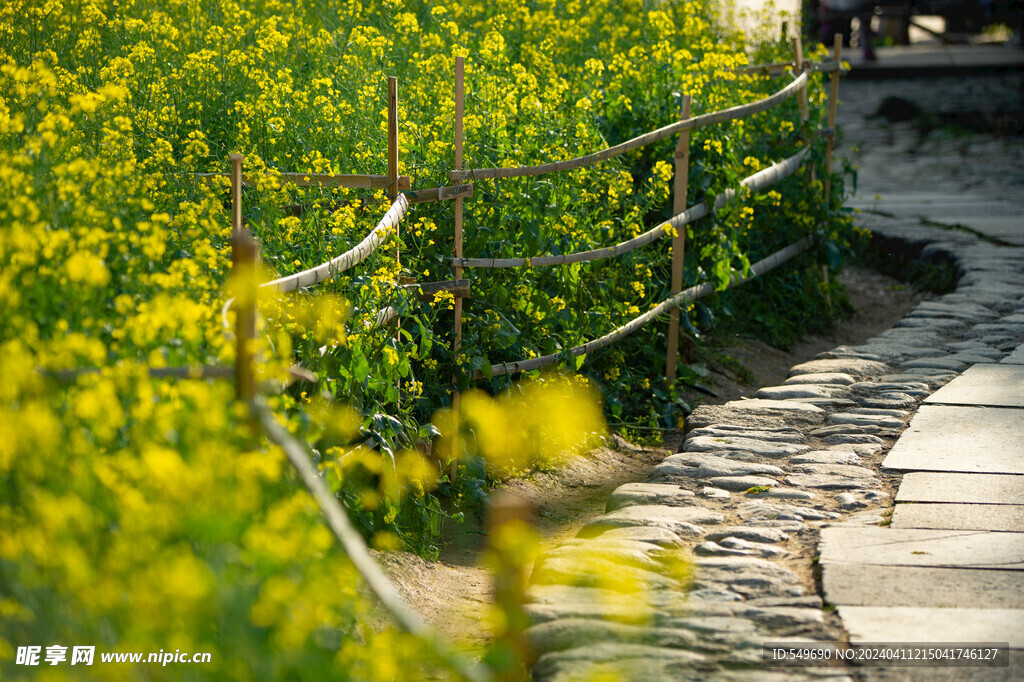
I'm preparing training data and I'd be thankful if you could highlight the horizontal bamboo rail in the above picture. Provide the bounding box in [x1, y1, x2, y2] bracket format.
[261, 194, 410, 293]
[255, 403, 491, 682]
[41, 364, 316, 384]
[454, 146, 810, 268]
[197, 172, 412, 191]
[472, 233, 818, 380]
[449, 71, 808, 182]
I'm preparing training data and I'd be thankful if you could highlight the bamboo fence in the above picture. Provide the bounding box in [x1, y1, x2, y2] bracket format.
[38, 36, 849, 681]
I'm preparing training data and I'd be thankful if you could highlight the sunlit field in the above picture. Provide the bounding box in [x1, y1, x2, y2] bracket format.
[0, 1, 850, 678]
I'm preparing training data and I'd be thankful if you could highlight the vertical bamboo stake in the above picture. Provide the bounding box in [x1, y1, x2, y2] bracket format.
[387, 76, 402, 409]
[792, 37, 809, 123]
[821, 34, 843, 314]
[824, 34, 842, 202]
[230, 153, 257, 405]
[665, 95, 692, 386]
[487, 492, 533, 681]
[450, 56, 465, 485]
[387, 76, 400, 251]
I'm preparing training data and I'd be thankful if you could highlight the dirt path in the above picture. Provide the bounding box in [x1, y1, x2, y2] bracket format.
[378, 264, 927, 656]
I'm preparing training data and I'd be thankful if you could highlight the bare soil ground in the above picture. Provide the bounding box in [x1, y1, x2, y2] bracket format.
[377, 264, 927, 656]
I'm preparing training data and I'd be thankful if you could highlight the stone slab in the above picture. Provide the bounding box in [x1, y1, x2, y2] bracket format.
[892, 503, 1024, 532]
[1003, 345, 1024, 365]
[896, 472, 1024, 504]
[823, 563, 1024, 609]
[924, 364, 1024, 407]
[819, 526, 1024, 570]
[838, 606, 1024, 649]
[882, 406, 1024, 474]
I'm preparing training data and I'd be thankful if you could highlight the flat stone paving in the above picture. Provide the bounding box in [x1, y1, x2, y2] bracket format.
[881, 405, 1024, 474]
[923, 364, 1024, 407]
[524, 63, 1024, 681]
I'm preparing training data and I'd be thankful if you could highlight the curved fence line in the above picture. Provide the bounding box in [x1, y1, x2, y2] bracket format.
[449, 71, 808, 182]
[473, 233, 817, 380]
[261, 195, 410, 293]
[455, 146, 810, 269]
[255, 403, 490, 682]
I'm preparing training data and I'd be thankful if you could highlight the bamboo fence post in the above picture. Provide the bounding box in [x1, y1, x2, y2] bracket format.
[824, 34, 842, 202]
[665, 95, 692, 386]
[487, 492, 533, 681]
[387, 75, 400, 255]
[821, 34, 843, 313]
[230, 154, 258, 405]
[450, 56, 465, 485]
[791, 37, 809, 124]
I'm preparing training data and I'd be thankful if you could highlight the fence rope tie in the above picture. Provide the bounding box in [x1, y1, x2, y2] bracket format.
[263, 194, 410, 294]
[455, 146, 811, 269]
[473, 232, 819, 380]
[450, 71, 808, 182]
[255, 402, 491, 682]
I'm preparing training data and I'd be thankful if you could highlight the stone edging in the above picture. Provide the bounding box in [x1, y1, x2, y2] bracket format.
[522, 214, 1024, 681]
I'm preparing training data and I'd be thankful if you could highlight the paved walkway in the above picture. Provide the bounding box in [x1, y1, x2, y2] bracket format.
[520, 65, 1024, 681]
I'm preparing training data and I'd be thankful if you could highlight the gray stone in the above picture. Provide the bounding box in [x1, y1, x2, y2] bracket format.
[597, 526, 687, 548]
[745, 595, 823, 609]
[883, 406, 1024, 475]
[819, 526, 1024, 570]
[755, 385, 849, 400]
[663, 614, 761, 636]
[924, 363, 1024, 408]
[810, 424, 887, 438]
[716, 537, 788, 558]
[823, 563, 1024, 609]
[684, 435, 810, 459]
[685, 401, 825, 430]
[684, 424, 807, 444]
[524, 601, 653, 626]
[791, 450, 863, 465]
[737, 501, 838, 522]
[824, 433, 886, 446]
[578, 505, 724, 540]
[525, 584, 669, 610]
[783, 372, 857, 386]
[706, 475, 780, 492]
[849, 380, 931, 393]
[835, 493, 865, 509]
[525, 620, 704, 659]
[654, 453, 786, 480]
[694, 557, 804, 598]
[606, 483, 696, 512]
[538, 544, 666, 573]
[843, 511, 887, 525]
[743, 487, 816, 501]
[786, 469, 880, 490]
[705, 526, 791, 544]
[835, 443, 884, 457]
[892, 503, 1024, 532]
[700, 487, 730, 500]
[895, 317, 966, 331]
[880, 372, 956, 388]
[858, 393, 919, 410]
[846, 407, 910, 418]
[1002, 345, 1024, 364]
[695, 540, 762, 557]
[837, 605, 1024, 649]
[787, 358, 890, 379]
[896, 472, 1024, 504]
[902, 356, 971, 371]
[827, 412, 906, 429]
[533, 646, 707, 682]
[745, 606, 825, 630]
[531, 554, 680, 591]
